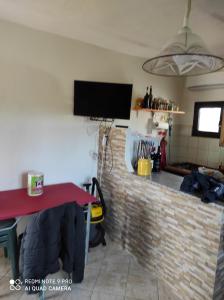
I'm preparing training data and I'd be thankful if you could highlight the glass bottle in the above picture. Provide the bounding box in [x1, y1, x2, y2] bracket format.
[148, 86, 153, 108]
[142, 87, 149, 108]
[152, 146, 161, 172]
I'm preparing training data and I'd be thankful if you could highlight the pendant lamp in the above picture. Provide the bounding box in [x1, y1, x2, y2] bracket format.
[142, 0, 224, 76]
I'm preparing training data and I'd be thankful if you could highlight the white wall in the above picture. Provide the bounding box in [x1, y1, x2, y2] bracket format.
[0, 19, 182, 190]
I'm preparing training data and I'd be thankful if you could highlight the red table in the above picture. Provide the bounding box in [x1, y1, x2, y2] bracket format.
[0, 182, 95, 220]
[0, 182, 96, 263]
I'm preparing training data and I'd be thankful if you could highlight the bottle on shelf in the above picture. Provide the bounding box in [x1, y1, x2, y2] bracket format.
[148, 85, 153, 109]
[157, 98, 160, 110]
[152, 97, 158, 110]
[151, 98, 155, 109]
[152, 146, 161, 172]
[150, 150, 155, 171]
[142, 86, 149, 108]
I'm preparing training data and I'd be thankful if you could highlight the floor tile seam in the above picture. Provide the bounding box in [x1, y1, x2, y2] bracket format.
[156, 277, 160, 300]
[0, 269, 10, 282]
[127, 258, 160, 300]
[89, 262, 103, 299]
[123, 253, 131, 299]
[92, 268, 128, 298]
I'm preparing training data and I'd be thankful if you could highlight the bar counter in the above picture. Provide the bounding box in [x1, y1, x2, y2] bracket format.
[98, 127, 224, 300]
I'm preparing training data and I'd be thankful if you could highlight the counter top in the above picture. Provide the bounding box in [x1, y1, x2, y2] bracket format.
[151, 170, 183, 191]
[133, 170, 224, 208]
[132, 170, 183, 191]
[151, 171, 224, 207]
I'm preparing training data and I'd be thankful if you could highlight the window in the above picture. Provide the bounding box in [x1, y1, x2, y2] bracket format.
[192, 102, 224, 138]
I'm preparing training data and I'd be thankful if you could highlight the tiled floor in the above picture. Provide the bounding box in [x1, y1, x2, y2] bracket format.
[0, 238, 178, 300]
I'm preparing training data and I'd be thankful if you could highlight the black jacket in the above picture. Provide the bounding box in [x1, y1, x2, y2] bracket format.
[20, 202, 86, 292]
[180, 171, 224, 203]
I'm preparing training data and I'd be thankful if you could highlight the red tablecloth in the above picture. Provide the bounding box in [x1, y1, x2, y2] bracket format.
[0, 182, 96, 220]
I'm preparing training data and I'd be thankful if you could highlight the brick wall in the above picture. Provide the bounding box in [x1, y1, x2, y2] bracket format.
[98, 127, 224, 300]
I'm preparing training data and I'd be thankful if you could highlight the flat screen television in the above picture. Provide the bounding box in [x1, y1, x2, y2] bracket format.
[74, 80, 133, 119]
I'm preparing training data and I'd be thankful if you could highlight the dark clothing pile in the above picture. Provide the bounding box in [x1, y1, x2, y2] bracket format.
[20, 202, 86, 293]
[180, 171, 224, 203]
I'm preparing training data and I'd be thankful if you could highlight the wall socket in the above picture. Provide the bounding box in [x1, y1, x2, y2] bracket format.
[89, 150, 98, 160]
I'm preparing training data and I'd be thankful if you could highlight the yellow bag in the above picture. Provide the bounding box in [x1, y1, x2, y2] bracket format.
[137, 158, 151, 176]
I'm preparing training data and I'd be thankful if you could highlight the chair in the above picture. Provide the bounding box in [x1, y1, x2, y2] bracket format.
[0, 219, 19, 280]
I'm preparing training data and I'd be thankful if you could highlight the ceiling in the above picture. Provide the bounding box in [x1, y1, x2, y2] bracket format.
[0, 0, 223, 58]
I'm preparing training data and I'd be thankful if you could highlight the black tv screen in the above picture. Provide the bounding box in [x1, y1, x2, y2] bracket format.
[74, 80, 132, 119]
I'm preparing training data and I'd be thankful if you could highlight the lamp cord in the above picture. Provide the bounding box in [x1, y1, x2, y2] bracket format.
[183, 0, 191, 28]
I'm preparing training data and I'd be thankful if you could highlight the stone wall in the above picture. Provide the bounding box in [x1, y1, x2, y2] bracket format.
[213, 221, 224, 300]
[98, 127, 224, 300]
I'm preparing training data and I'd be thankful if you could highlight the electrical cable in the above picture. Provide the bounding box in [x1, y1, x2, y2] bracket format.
[183, 0, 191, 28]
[99, 133, 105, 186]
[108, 121, 114, 173]
[99, 120, 110, 185]
[98, 119, 114, 185]
[104, 119, 114, 172]
[108, 137, 114, 174]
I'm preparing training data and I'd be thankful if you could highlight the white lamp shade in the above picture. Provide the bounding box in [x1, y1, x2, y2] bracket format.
[143, 27, 224, 76]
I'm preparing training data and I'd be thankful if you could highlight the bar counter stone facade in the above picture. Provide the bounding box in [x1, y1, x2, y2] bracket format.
[98, 127, 224, 300]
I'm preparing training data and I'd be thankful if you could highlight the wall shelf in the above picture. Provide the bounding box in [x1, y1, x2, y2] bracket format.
[132, 108, 185, 114]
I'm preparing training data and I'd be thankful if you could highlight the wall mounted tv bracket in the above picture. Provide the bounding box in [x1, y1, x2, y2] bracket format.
[90, 117, 114, 122]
